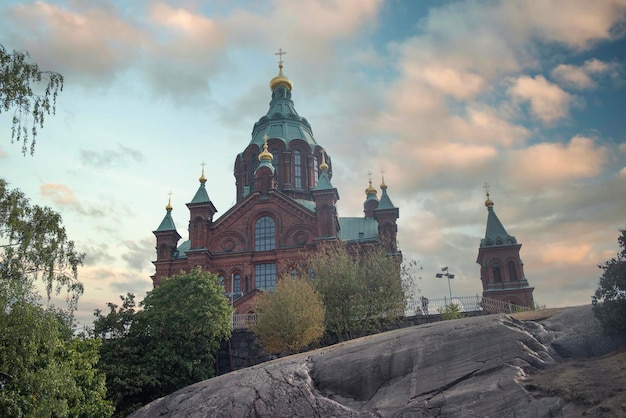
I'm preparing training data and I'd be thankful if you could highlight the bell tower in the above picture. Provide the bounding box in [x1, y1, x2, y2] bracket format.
[476, 188, 534, 307]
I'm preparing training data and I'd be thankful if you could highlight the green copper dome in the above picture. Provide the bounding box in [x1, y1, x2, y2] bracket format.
[249, 64, 317, 150]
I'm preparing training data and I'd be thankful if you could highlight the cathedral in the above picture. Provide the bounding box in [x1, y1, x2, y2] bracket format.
[152, 55, 400, 314]
[476, 191, 534, 307]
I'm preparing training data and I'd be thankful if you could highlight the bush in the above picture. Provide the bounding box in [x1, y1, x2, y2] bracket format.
[438, 303, 462, 320]
[253, 276, 325, 354]
[593, 227, 626, 334]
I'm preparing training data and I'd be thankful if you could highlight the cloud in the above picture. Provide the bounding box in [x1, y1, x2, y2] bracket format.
[518, 0, 626, 49]
[507, 135, 608, 189]
[79, 144, 144, 168]
[551, 59, 620, 89]
[121, 238, 155, 271]
[0, 147, 6, 158]
[508, 75, 573, 123]
[40, 183, 77, 206]
[40, 183, 106, 217]
[5, 1, 144, 84]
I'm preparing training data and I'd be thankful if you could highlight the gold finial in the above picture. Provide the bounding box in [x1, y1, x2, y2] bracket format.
[365, 171, 376, 195]
[380, 170, 387, 190]
[259, 134, 273, 161]
[165, 191, 173, 211]
[483, 183, 494, 207]
[319, 149, 329, 171]
[270, 48, 293, 91]
[199, 161, 207, 184]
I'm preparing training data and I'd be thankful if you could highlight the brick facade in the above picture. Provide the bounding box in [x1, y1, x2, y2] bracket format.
[152, 64, 399, 313]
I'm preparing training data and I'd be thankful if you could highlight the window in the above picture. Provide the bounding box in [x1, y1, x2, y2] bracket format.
[254, 216, 275, 251]
[294, 150, 302, 188]
[255, 264, 276, 290]
[313, 156, 318, 185]
[507, 261, 518, 281]
[233, 273, 241, 293]
[250, 153, 258, 191]
[272, 148, 279, 183]
[218, 275, 225, 288]
[492, 264, 502, 282]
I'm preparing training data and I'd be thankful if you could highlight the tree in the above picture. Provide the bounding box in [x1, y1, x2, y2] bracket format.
[94, 269, 234, 417]
[0, 299, 112, 417]
[593, 227, 626, 334]
[0, 178, 84, 309]
[0, 180, 110, 416]
[308, 242, 410, 340]
[253, 276, 325, 354]
[1, 44, 64, 155]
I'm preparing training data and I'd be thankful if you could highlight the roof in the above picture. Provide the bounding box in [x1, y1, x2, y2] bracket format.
[249, 83, 317, 150]
[338, 217, 379, 242]
[155, 210, 177, 232]
[190, 183, 210, 204]
[480, 206, 517, 247]
[314, 169, 334, 190]
[377, 188, 396, 210]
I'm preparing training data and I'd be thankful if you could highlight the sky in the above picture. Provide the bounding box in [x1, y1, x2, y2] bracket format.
[1, 0, 625, 327]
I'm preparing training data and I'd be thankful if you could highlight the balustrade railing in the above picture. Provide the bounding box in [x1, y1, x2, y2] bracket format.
[230, 295, 533, 329]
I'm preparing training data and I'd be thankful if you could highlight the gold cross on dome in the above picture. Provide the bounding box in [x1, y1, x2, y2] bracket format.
[483, 182, 490, 197]
[275, 48, 286, 65]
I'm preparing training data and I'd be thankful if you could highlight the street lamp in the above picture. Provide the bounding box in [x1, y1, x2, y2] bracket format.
[435, 266, 455, 300]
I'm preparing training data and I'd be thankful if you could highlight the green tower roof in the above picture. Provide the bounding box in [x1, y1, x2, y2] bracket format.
[155, 208, 177, 232]
[480, 194, 517, 247]
[376, 178, 396, 210]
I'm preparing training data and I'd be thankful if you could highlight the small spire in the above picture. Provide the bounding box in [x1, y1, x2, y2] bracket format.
[483, 183, 494, 207]
[270, 48, 293, 91]
[199, 161, 207, 184]
[319, 149, 329, 171]
[165, 191, 173, 211]
[259, 134, 273, 162]
[365, 172, 376, 196]
[380, 170, 387, 191]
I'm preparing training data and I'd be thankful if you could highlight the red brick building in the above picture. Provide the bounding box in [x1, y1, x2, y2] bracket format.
[152, 60, 400, 314]
[476, 192, 534, 307]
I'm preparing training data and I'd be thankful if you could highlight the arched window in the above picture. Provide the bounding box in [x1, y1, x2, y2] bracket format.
[233, 272, 241, 293]
[492, 263, 502, 282]
[313, 156, 318, 186]
[271, 148, 279, 184]
[294, 150, 302, 189]
[255, 216, 275, 251]
[507, 261, 518, 281]
[218, 274, 225, 288]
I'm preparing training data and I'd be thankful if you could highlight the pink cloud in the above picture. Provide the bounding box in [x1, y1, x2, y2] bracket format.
[40, 183, 77, 206]
[509, 75, 573, 123]
[507, 135, 607, 188]
[9, 1, 143, 80]
[551, 59, 619, 89]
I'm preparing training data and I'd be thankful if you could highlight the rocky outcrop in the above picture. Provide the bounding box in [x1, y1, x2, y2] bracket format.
[129, 306, 625, 417]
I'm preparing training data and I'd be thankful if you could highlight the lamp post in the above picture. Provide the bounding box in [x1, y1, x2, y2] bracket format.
[435, 266, 455, 300]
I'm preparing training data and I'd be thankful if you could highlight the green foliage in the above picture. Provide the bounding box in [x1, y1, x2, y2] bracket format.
[438, 303, 463, 320]
[0, 302, 112, 417]
[0, 44, 64, 155]
[593, 227, 626, 334]
[94, 269, 234, 417]
[253, 276, 325, 354]
[0, 180, 109, 417]
[0, 178, 84, 310]
[308, 242, 409, 340]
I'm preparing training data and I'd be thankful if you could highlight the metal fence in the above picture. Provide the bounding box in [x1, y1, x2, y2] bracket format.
[230, 295, 532, 329]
